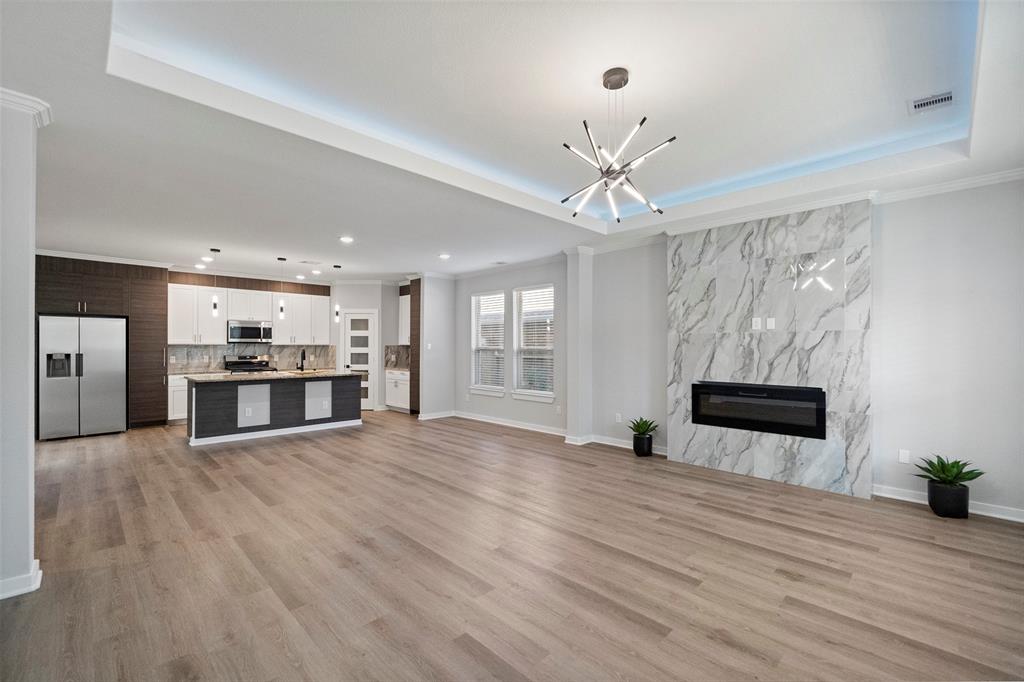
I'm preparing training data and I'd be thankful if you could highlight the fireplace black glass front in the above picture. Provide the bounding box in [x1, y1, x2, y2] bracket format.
[691, 381, 826, 439]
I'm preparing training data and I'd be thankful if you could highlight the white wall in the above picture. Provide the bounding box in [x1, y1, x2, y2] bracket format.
[381, 283, 399, 347]
[592, 240, 668, 450]
[1, 93, 48, 598]
[872, 181, 1024, 512]
[453, 258, 567, 431]
[420, 276, 456, 416]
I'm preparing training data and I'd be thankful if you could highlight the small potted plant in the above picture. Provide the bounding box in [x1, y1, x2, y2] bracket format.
[914, 455, 985, 518]
[628, 418, 658, 457]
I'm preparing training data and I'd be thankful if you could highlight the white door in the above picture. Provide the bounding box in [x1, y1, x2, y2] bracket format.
[342, 310, 377, 410]
[310, 296, 330, 345]
[250, 291, 272, 321]
[167, 284, 196, 344]
[195, 287, 227, 344]
[227, 289, 250, 320]
[280, 293, 310, 344]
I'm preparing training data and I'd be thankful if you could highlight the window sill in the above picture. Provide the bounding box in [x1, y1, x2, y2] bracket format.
[470, 386, 505, 398]
[511, 390, 555, 404]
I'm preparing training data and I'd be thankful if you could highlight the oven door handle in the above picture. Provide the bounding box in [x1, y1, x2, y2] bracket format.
[738, 391, 769, 398]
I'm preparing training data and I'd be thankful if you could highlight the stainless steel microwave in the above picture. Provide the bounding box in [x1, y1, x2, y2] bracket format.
[227, 320, 273, 343]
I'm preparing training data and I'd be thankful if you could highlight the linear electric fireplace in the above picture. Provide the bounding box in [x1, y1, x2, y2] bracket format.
[692, 382, 826, 439]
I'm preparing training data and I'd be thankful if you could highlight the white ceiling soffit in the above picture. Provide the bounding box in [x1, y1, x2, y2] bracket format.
[106, 32, 608, 234]
[106, 1, 982, 231]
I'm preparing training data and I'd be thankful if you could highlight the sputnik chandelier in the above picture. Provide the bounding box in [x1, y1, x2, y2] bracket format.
[561, 67, 675, 223]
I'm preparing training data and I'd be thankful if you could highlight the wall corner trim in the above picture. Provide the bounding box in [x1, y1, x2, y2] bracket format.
[0, 560, 42, 600]
[0, 88, 53, 128]
[872, 484, 1024, 523]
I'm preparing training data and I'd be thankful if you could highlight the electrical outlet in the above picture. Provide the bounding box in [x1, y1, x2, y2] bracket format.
[898, 448, 911, 464]
[244, 407, 253, 417]
[273, 355, 279, 362]
[615, 413, 622, 423]
[202, 354, 210, 362]
[427, 342, 432, 350]
[752, 317, 762, 330]
[322, 400, 329, 409]
[169, 355, 176, 364]
[766, 317, 776, 330]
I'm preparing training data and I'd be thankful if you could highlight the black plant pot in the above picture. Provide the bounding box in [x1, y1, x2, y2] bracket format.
[633, 434, 653, 457]
[928, 480, 969, 518]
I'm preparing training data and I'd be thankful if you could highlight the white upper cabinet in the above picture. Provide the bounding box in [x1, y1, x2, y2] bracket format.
[168, 284, 329, 346]
[194, 287, 227, 345]
[168, 284, 197, 344]
[310, 296, 331, 346]
[287, 293, 312, 345]
[228, 289, 273, 321]
[398, 294, 411, 345]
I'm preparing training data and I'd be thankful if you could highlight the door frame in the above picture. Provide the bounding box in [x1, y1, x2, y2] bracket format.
[339, 308, 379, 411]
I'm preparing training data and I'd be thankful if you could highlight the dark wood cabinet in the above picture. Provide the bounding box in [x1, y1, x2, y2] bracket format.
[127, 272, 168, 426]
[36, 256, 169, 427]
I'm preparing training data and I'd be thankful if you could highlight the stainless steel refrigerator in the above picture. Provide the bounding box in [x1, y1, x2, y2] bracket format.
[38, 315, 127, 439]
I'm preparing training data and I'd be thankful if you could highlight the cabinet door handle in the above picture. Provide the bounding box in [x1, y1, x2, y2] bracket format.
[77, 301, 81, 312]
[83, 301, 87, 313]
[162, 348, 166, 367]
[163, 375, 166, 386]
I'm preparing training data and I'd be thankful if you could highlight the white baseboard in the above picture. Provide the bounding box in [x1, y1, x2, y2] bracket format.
[373, 404, 390, 412]
[452, 411, 566, 436]
[418, 410, 456, 421]
[189, 419, 361, 446]
[588, 433, 668, 456]
[0, 560, 42, 600]
[872, 484, 1024, 523]
[564, 435, 592, 446]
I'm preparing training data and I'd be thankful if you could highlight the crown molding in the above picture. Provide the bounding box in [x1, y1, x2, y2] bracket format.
[663, 190, 877, 236]
[588, 232, 667, 255]
[874, 168, 1024, 205]
[453, 253, 565, 281]
[332, 279, 402, 286]
[37, 249, 172, 269]
[0, 88, 53, 128]
[420, 271, 456, 280]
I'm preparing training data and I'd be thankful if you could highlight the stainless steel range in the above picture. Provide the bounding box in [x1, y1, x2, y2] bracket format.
[224, 354, 277, 374]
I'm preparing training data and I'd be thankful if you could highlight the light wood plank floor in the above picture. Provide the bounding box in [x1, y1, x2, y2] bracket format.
[2, 411, 1022, 681]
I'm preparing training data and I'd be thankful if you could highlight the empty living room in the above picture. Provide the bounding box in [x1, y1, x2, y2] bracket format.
[1, 1, 1022, 680]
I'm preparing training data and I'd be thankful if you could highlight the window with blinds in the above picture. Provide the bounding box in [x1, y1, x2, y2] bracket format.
[471, 292, 505, 389]
[514, 285, 554, 395]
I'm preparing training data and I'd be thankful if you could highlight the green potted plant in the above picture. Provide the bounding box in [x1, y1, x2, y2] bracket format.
[914, 455, 985, 518]
[628, 418, 658, 457]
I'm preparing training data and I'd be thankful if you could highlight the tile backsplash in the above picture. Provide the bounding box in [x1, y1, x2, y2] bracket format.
[384, 345, 410, 369]
[167, 344, 336, 374]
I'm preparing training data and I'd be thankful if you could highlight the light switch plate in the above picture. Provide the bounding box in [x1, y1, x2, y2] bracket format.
[752, 317, 762, 330]
[245, 407, 253, 417]
[766, 317, 776, 330]
[427, 343, 432, 350]
[898, 448, 911, 464]
[169, 355, 176, 364]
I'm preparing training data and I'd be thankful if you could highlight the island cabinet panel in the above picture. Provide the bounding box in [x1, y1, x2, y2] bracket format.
[187, 374, 361, 444]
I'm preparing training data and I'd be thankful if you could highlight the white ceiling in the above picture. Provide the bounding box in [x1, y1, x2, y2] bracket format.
[1, 1, 1021, 280]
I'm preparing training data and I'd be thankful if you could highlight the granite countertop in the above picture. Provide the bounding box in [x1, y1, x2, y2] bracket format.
[185, 370, 360, 383]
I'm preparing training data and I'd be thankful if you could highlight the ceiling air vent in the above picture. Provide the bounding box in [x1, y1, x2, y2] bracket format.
[909, 91, 954, 114]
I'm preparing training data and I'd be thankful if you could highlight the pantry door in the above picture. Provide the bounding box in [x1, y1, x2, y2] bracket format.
[342, 310, 378, 410]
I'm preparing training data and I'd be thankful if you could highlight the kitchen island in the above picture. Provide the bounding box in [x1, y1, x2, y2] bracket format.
[185, 370, 362, 446]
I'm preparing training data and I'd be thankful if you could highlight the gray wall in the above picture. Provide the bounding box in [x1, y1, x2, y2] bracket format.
[592, 241, 668, 449]
[420, 276, 456, 416]
[666, 201, 873, 497]
[872, 181, 1024, 511]
[381, 283, 399, 346]
[1, 100, 42, 595]
[454, 258, 567, 431]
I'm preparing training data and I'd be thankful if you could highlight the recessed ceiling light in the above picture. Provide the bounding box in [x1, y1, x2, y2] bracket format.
[295, 274, 305, 280]
[311, 270, 321, 275]
[201, 256, 214, 262]
[194, 263, 206, 270]
[439, 253, 451, 260]
[339, 236, 354, 244]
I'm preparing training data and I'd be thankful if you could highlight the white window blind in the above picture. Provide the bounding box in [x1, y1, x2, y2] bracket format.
[514, 285, 554, 394]
[472, 292, 505, 389]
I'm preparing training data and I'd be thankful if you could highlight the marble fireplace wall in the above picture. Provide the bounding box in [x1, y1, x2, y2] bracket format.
[167, 344, 336, 374]
[667, 200, 872, 497]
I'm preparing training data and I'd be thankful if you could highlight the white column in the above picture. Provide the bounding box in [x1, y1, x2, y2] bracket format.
[564, 246, 594, 444]
[1, 89, 51, 599]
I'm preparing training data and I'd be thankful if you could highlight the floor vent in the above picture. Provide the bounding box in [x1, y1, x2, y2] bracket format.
[909, 91, 954, 114]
